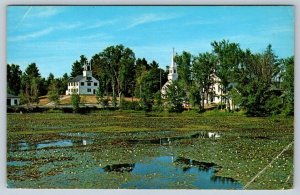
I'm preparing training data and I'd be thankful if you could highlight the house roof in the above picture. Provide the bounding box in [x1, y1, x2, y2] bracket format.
[7, 94, 19, 98]
[68, 75, 84, 82]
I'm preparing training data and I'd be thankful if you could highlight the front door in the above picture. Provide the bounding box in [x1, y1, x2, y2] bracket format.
[93, 89, 96, 94]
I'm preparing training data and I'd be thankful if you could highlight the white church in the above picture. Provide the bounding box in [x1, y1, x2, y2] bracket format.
[66, 61, 99, 95]
[161, 50, 223, 105]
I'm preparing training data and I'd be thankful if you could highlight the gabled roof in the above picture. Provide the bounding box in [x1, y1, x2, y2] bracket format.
[68, 75, 84, 82]
[7, 94, 19, 98]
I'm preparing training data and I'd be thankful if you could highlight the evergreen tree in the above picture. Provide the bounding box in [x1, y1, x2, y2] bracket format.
[7, 64, 22, 95]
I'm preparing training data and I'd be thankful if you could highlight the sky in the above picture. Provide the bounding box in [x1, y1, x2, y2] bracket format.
[7, 6, 294, 78]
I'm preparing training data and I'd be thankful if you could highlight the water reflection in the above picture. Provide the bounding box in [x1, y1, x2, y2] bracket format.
[9, 139, 92, 151]
[7, 161, 30, 167]
[101, 156, 242, 189]
[103, 163, 135, 173]
[127, 131, 221, 146]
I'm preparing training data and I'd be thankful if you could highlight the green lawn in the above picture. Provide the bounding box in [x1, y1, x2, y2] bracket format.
[7, 110, 294, 189]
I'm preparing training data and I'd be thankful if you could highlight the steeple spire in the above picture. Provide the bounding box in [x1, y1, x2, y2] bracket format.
[171, 48, 175, 67]
[167, 48, 178, 81]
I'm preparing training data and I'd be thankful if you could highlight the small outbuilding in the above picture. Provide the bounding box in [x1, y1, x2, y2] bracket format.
[7, 94, 20, 106]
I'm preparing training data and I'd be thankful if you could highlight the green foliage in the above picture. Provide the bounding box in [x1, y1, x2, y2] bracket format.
[71, 55, 87, 77]
[153, 91, 163, 112]
[47, 79, 60, 107]
[192, 52, 216, 110]
[71, 94, 80, 113]
[236, 45, 283, 116]
[7, 64, 22, 95]
[166, 81, 185, 113]
[281, 56, 294, 116]
[211, 40, 242, 107]
[20, 63, 41, 105]
[120, 100, 141, 110]
[174, 51, 193, 107]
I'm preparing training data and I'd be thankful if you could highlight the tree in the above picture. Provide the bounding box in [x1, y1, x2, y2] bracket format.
[175, 51, 192, 86]
[71, 94, 80, 113]
[93, 45, 136, 106]
[192, 52, 216, 111]
[281, 56, 294, 116]
[236, 45, 281, 116]
[47, 79, 60, 107]
[71, 55, 87, 77]
[211, 40, 242, 109]
[165, 81, 185, 113]
[57, 73, 69, 95]
[174, 51, 192, 107]
[153, 91, 163, 112]
[7, 64, 22, 95]
[20, 63, 41, 105]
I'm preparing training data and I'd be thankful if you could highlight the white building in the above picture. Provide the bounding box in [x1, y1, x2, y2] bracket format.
[161, 49, 178, 96]
[204, 73, 222, 104]
[66, 61, 99, 95]
[7, 94, 20, 106]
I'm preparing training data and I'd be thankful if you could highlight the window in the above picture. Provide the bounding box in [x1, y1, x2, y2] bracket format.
[14, 99, 18, 105]
[7, 99, 11, 106]
[87, 77, 92, 81]
[87, 88, 91, 92]
[81, 82, 84, 86]
[87, 82, 91, 86]
[174, 69, 176, 73]
[169, 70, 172, 74]
[94, 82, 98, 86]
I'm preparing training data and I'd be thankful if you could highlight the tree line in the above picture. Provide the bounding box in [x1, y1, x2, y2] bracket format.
[7, 40, 294, 116]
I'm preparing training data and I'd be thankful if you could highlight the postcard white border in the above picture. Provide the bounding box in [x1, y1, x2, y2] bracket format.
[1, 1, 299, 195]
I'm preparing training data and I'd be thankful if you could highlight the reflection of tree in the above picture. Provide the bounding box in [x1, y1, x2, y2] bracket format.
[174, 157, 218, 173]
[211, 175, 237, 184]
[192, 160, 216, 172]
[103, 163, 135, 173]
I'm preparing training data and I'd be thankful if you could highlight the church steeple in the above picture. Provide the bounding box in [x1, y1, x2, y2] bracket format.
[83, 61, 92, 77]
[168, 48, 178, 81]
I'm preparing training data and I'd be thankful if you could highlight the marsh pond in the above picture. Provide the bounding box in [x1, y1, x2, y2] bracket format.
[7, 113, 294, 189]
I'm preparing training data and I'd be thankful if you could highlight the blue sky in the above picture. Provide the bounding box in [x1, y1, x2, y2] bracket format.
[7, 6, 294, 78]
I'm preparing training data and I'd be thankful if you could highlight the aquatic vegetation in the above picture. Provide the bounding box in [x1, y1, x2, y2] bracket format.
[7, 112, 293, 189]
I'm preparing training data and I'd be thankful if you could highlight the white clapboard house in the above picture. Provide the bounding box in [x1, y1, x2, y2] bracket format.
[66, 61, 99, 95]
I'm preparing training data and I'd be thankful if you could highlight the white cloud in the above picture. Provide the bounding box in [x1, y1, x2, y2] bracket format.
[30, 6, 62, 18]
[84, 19, 118, 30]
[9, 27, 54, 42]
[125, 14, 178, 29]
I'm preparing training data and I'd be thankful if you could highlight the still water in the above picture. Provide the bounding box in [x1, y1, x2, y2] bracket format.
[7, 131, 242, 189]
[101, 156, 242, 189]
